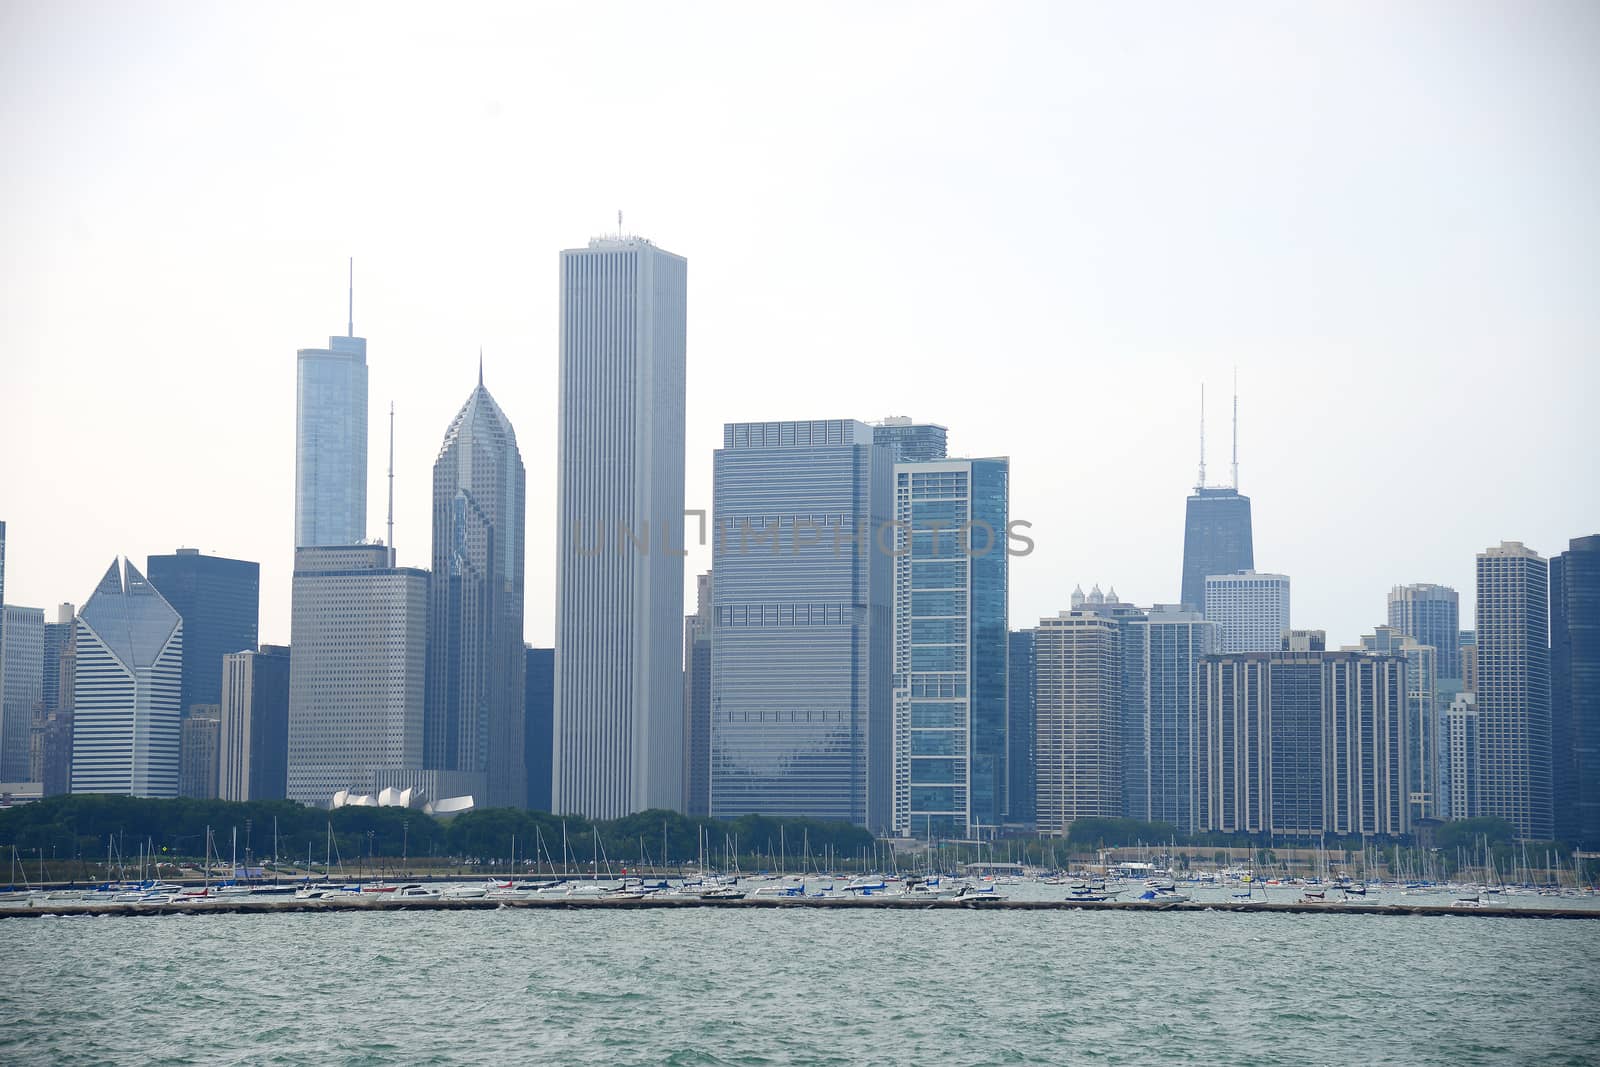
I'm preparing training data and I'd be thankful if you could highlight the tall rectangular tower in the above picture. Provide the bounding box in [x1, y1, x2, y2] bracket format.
[219, 645, 290, 801]
[709, 420, 892, 827]
[1387, 583, 1461, 681]
[1551, 534, 1599, 848]
[0, 604, 44, 782]
[1204, 572, 1290, 653]
[892, 457, 1008, 838]
[1034, 608, 1124, 835]
[1180, 489, 1254, 614]
[1006, 629, 1036, 826]
[146, 549, 260, 716]
[1475, 541, 1551, 839]
[295, 320, 368, 548]
[554, 236, 687, 818]
[1131, 606, 1217, 831]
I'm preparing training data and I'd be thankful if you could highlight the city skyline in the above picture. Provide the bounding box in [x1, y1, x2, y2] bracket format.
[3, 6, 1595, 657]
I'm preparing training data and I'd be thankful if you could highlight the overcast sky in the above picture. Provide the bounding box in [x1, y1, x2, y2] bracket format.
[3, 1, 1596, 650]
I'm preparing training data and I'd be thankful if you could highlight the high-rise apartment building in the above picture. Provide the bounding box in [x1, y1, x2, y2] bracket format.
[1198, 649, 1408, 837]
[1204, 572, 1290, 653]
[146, 549, 260, 716]
[71, 559, 183, 797]
[426, 375, 527, 810]
[1006, 629, 1036, 826]
[287, 545, 428, 804]
[218, 645, 290, 801]
[1551, 534, 1600, 848]
[710, 420, 892, 827]
[1444, 692, 1479, 820]
[1127, 606, 1217, 831]
[179, 706, 221, 799]
[683, 572, 713, 817]
[1034, 605, 1124, 834]
[554, 235, 687, 819]
[524, 646, 554, 811]
[1475, 541, 1551, 839]
[0, 604, 43, 781]
[1356, 626, 1438, 822]
[892, 456, 1008, 838]
[873, 418, 949, 464]
[1387, 583, 1461, 681]
[294, 277, 368, 548]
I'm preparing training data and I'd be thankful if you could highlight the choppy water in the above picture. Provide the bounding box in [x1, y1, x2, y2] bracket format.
[2, 908, 1597, 1065]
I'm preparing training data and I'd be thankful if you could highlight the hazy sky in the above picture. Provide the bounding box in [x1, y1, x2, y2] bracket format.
[3, 1, 1596, 650]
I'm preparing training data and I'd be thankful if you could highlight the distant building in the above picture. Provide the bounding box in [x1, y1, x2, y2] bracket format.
[218, 645, 290, 801]
[294, 286, 368, 547]
[1444, 692, 1479, 820]
[1180, 488, 1254, 614]
[1204, 572, 1290, 653]
[1006, 629, 1036, 826]
[287, 545, 428, 805]
[1198, 649, 1409, 837]
[72, 559, 183, 797]
[1461, 632, 1479, 694]
[892, 456, 1009, 839]
[1475, 541, 1551, 839]
[1355, 627, 1438, 822]
[1127, 606, 1216, 831]
[1388, 583, 1461, 681]
[1551, 534, 1600, 848]
[710, 420, 892, 828]
[554, 235, 687, 819]
[873, 417, 948, 463]
[1281, 630, 1325, 652]
[36, 604, 75, 796]
[146, 549, 260, 716]
[0, 604, 43, 782]
[426, 374, 527, 810]
[524, 647, 553, 811]
[40, 604, 74, 720]
[179, 706, 221, 799]
[682, 572, 712, 817]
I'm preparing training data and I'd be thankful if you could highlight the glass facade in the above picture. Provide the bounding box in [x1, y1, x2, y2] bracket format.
[710, 421, 892, 828]
[1132, 609, 1216, 831]
[1006, 629, 1036, 826]
[146, 550, 260, 716]
[1180, 488, 1254, 614]
[1551, 535, 1600, 848]
[1387, 583, 1461, 681]
[524, 647, 554, 811]
[294, 335, 368, 548]
[893, 458, 1008, 838]
[873, 420, 948, 464]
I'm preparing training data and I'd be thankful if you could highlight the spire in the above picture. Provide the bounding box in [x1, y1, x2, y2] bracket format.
[347, 257, 354, 337]
[1197, 382, 1207, 490]
[478, 347, 484, 388]
[1231, 366, 1239, 490]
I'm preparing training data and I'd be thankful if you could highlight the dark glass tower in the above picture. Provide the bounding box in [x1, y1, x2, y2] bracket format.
[1180, 488, 1254, 614]
[1006, 629, 1036, 826]
[146, 550, 260, 714]
[1552, 535, 1600, 848]
[524, 646, 553, 812]
[427, 374, 527, 810]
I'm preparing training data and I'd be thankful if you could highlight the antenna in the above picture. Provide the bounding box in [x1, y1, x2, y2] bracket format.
[1231, 366, 1239, 490]
[617, 209, 623, 235]
[347, 257, 354, 337]
[478, 346, 483, 388]
[386, 402, 395, 566]
[1197, 382, 1207, 489]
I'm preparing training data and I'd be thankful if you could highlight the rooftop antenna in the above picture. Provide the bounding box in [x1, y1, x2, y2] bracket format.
[478, 346, 484, 388]
[617, 209, 623, 235]
[1230, 366, 1239, 490]
[386, 401, 395, 566]
[347, 257, 354, 337]
[1197, 382, 1207, 489]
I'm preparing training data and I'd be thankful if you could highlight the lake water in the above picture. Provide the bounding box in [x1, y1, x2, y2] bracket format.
[2, 907, 1596, 1065]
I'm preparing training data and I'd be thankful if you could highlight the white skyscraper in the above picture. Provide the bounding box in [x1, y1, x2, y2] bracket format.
[294, 268, 368, 548]
[71, 559, 183, 797]
[1474, 541, 1551, 839]
[1203, 571, 1291, 653]
[286, 546, 428, 804]
[554, 235, 687, 818]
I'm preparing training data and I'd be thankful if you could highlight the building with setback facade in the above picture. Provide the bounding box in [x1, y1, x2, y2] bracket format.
[1204, 572, 1290, 653]
[294, 274, 368, 548]
[287, 546, 428, 804]
[554, 235, 686, 819]
[146, 550, 259, 717]
[1474, 541, 1551, 839]
[710, 420, 892, 828]
[1552, 535, 1600, 848]
[873, 418, 948, 464]
[71, 559, 183, 797]
[426, 373, 527, 810]
[219, 645, 290, 801]
[892, 456, 1008, 838]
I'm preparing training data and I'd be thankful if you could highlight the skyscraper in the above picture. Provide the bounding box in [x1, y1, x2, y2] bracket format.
[426, 373, 527, 810]
[1356, 627, 1438, 822]
[146, 549, 260, 716]
[710, 420, 892, 827]
[1180, 490, 1256, 615]
[40, 604, 73, 720]
[873, 417, 949, 463]
[1475, 541, 1551, 839]
[892, 456, 1009, 838]
[294, 268, 368, 548]
[71, 559, 183, 797]
[683, 571, 713, 817]
[1006, 629, 1036, 827]
[1551, 535, 1600, 848]
[554, 235, 687, 819]
[218, 645, 290, 801]
[1034, 603, 1125, 834]
[524, 646, 554, 811]
[1444, 692, 1479, 820]
[1204, 572, 1290, 653]
[0, 604, 44, 782]
[286, 545, 428, 805]
[1128, 606, 1217, 831]
[1387, 583, 1461, 681]
[179, 706, 221, 799]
